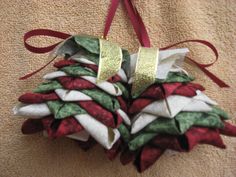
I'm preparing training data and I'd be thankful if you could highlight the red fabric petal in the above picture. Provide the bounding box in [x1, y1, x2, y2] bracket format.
[129, 98, 153, 116]
[46, 117, 84, 138]
[53, 59, 77, 68]
[184, 127, 226, 151]
[78, 101, 119, 128]
[150, 134, 184, 152]
[117, 96, 128, 113]
[104, 139, 122, 160]
[57, 76, 96, 90]
[120, 147, 136, 165]
[18, 92, 59, 104]
[21, 118, 45, 134]
[135, 145, 164, 173]
[220, 121, 236, 137]
[174, 83, 205, 96]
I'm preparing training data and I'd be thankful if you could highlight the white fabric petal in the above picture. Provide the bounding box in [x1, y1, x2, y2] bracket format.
[43, 71, 67, 80]
[66, 130, 90, 141]
[182, 99, 212, 112]
[193, 90, 218, 105]
[74, 114, 120, 149]
[13, 103, 50, 118]
[141, 91, 214, 118]
[71, 53, 96, 65]
[81, 76, 122, 96]
[55, 89, 92, 101]
[117, 69, 128, 82]
[131, 113, 157, 134]
[117, 109, 131, 125]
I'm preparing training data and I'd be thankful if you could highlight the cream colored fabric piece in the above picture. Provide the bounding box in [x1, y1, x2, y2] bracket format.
[141, 90, 216, 118]
[131, 112, 157, 134]
[13, 103, 51, 118]
[66, 130, 90, 142]
[55, 89, 92, 101]
[43, 72, 124, 96]
[117, 109, 131, 125]
[74, 114, 120, 149]
[131, 91, 217, 134]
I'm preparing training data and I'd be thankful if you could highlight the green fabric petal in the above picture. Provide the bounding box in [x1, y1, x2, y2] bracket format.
[81, 89, 120, 112]
[128, 133, 156, 151]
[75, 52, 99, 65]
[34, 81, 62, 93]
[114, 82, 129, 99]
[74, 35, 99, 54]
[47, 101, 86, 119]
[175, 112, 224, 134]
[60, 65, 96, 77]
[144, 118, 180, 135]
[121, 49, 131, 77]
[210, 106, 229, 120]
[118, 124, 130, 143]
[156, 72, 194, 83]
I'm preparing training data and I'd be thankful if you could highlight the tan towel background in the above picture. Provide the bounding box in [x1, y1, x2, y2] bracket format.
[0, 0, 236, 176]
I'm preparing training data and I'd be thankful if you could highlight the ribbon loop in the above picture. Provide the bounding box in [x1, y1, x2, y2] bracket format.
[24, 29, 71, 54]
[160, 40, 229, 88]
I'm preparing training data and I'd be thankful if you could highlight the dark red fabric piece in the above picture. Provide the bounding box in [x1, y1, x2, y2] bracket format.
[76, 137, 97, 151]
[135, 145, 164, 173]
[129, 82, 203, 115]
[78, 101, 122, 128]
[183, 127, 226, 151]
[21, 116, 84, 138]
[173, 83, 205, 96]
[150, 134, 184, 152]
[120, 147, 136, 165]
[129, 98, 153, 116]
[220, 121, 236, 137]
[53, 59, 77, 68]
[117, 96, 128, 113]
[18, 92, 59, 104]
[104, 139, 122, 160]
[21, 118, 45, 134]
[57, 76, 96, 90]
[45, 117, 84, 138]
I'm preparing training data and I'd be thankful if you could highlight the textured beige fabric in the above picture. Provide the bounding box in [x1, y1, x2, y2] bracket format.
[0, 0, 236, 176]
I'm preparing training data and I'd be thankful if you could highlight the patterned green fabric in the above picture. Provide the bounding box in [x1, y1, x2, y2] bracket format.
[34, 81, 62, 93]
[156, 72, 194, 83]
[47, 101, 87, 119]
[115, 82, 129, 99]
[128, 133, 156, 151]
[75, 52, 99, 65]
[175, 112, 224, 133]
[211, 106, 229, 120]
[74, 35, 100, 54]
[118, 124, 131, 143]
[81, 89, 120, 112]
[60, 65, 97, 77]
[129, 110, 226, 151]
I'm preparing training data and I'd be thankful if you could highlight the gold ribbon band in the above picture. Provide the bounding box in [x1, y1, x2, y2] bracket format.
[132, 47, 159, 97]
[97, 39, 123, 83]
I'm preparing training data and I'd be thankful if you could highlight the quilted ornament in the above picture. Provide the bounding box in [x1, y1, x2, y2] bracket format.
[13, 0, 236, 173]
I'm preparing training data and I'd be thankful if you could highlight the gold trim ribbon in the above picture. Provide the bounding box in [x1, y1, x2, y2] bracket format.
[97, 39, 123, 83]
[132, 47, 159, 97]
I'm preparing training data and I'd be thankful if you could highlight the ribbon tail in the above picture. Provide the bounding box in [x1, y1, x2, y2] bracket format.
[19, 56, 57, 80]
[187, 57, 229, 88]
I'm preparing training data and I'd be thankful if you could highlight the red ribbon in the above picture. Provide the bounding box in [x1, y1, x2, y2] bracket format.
[20, 0, 229, 88]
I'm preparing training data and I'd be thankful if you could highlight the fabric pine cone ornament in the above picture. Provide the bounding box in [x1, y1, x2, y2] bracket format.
[115, 48, 236, 172]
[13, 35, 131, 150]
[13, 0, 236, 173]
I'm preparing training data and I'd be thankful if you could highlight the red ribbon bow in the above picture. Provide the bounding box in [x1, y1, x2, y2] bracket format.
[20, 0, 229, 88]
